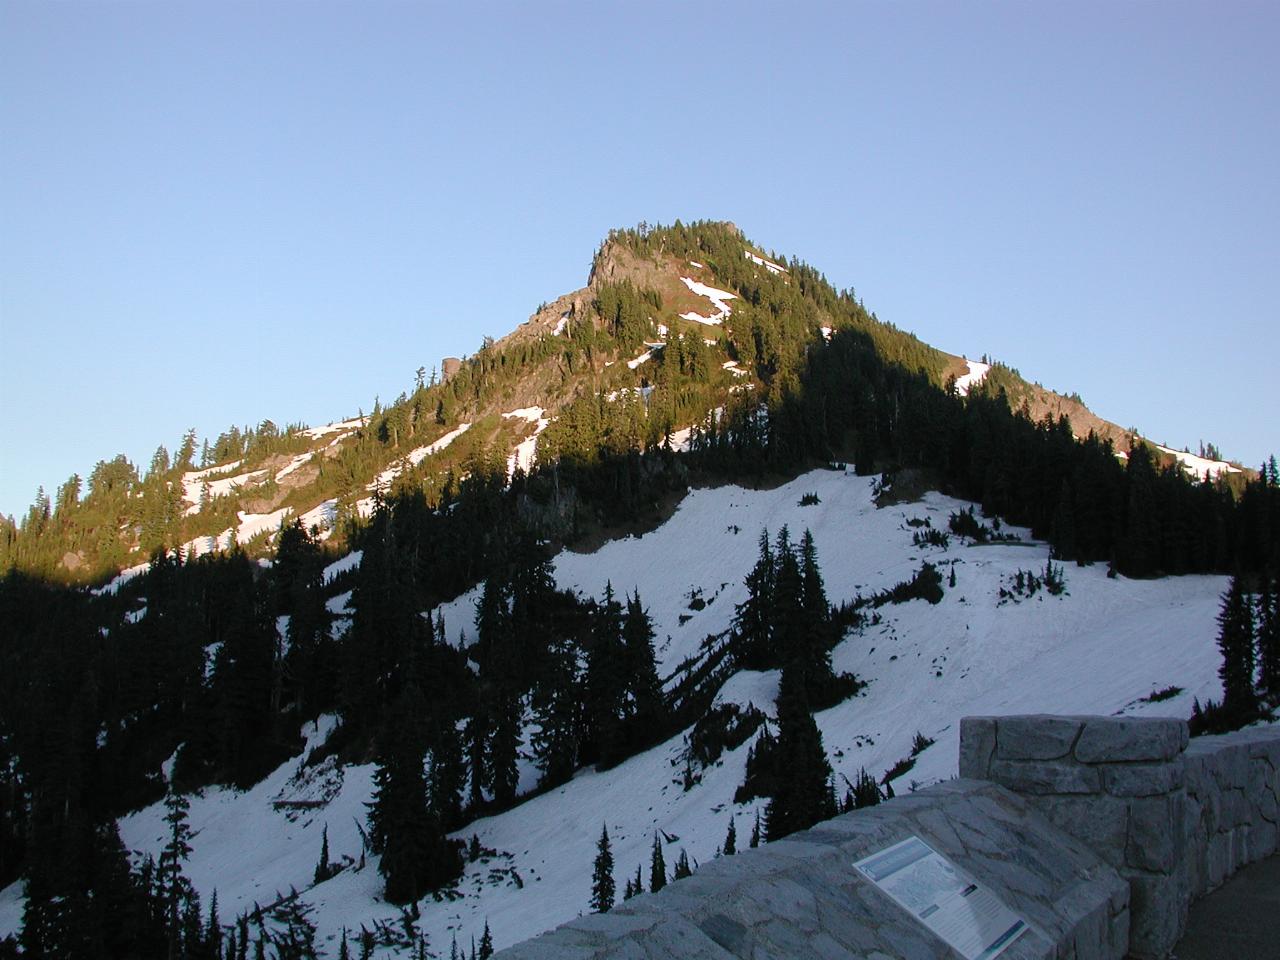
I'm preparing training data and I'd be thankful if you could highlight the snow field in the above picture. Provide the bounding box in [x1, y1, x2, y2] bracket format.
[14, 468, 1233, 957]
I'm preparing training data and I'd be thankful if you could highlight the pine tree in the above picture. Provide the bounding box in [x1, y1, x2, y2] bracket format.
[1217, 575, 1258, 720]
[367, 680, 462, 903]
[851, 767, 882, 809]
[733, 528, 775, 668]
[723, 816, 736, 856]
[586, 584, 627, 767]
[1258, 574, 1280, 705]
[591, 824, 616, 913]
[478, 921, 493, 960]
[628, 864, 643, 900]
[159, 790, 194, 957]
[339, 928, 351, 960]
[622, 590, 663, 746]
[750, 811, 761, 848]
[206, 890, 222, 960]
[649, 834, 666, 893]
[313, 825, 331, 885]
[672, 849, 692, 880]
[765, 664, 835, 841]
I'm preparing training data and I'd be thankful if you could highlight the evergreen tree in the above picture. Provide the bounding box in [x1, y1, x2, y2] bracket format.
[1258, 574, 1280, 705]
[648, 834, 666, 893]
[733, 529, 775, 668]
[622, 591, 664, 748]
[313, 825, 331, 885]
[159, 791, 195, 958]
[367, 681, 462, 904]
[478, 921, 493, 960]
[764, 665, 835, 841]
[672, 849, 692, 880]
[1217, 575, 1258, 720]
[586, 584, 627, 767]
[750, 811, 761, 848]
[723, 816, 736, 856]
[851, 767, 882, 809]
[590, 824, 616, 914]
[206, 890, 222, 960]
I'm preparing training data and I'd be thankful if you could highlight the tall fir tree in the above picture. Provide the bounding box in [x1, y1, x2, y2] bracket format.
[590, 824, 616, 914]
[1258, 574, 1280, 705]
[1217, 575, 1258, 720]
[648, 834, 666, 893]
[764, 664, 835, 841]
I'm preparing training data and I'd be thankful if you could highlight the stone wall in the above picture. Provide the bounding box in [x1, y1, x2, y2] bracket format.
[1182, 726, 1280, 900]
[959, 715, 1280, 959]
[497, 779, 1127, 960]
[496, 717, 1280, 960]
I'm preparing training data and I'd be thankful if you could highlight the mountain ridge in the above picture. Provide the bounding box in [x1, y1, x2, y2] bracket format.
[0, 220, 1251, 586]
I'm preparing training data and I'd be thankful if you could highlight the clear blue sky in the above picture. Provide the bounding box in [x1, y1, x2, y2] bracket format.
[2, 1, 1277, 518]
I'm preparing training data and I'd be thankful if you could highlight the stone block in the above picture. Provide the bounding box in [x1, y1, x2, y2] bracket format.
[995, 715, 1082, 761]
[1100, 760, 1182, 797]
[1206, 831, 1229, 889]
[1033, 795, 1128, 866]
[1249, 759, 1279, 823]
[1182, 753, 1210, 799]
[1221, 788, 1253, 829]
[1125, 796, 1179, 874]
[989, 759, 1102, 795]
[958, 716, 997, 778]
[1230, 824, 1250, 874]
[1247, 819, 1277, 861]
[1124, 870, 1186, 960]
[1107, 903, 1130, 960]
[1212, 744, 1250, 790]
[1246, 744, 1280, 776]
[1074, 717, 1186, 763]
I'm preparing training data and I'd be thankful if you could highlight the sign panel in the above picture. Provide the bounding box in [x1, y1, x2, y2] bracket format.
[854, 835, 1027, 960]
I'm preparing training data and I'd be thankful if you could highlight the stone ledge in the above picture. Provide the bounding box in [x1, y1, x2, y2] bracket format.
[496, 780, 1127, 960]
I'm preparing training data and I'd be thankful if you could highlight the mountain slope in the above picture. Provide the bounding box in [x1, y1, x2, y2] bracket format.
[1, 466, 1227, 953]
[2, 221, 1251, 586]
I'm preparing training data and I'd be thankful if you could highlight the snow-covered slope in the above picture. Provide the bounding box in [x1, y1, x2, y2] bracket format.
[0, 468, 1229, 955]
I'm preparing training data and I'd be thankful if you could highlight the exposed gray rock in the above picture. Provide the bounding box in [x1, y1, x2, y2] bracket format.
[1074, 718, 1185, 763]
[988, 759, 1102, 794]
[958, 716, 996, 778]
[1125, 795, 1180, 874]
[1101, 761, 1182, 797]
[996, 715, 1083, 761]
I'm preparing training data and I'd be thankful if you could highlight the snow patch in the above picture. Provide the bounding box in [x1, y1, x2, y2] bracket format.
[954, 359, 991, 397]
[323, 550, 362, 584]
[744, 250, 786, 275]
[1155, 445, 1241, 481]
[275, 452, 314, 482]
[302, 417, 365, 440]
[678, 277, 737, 326]
[369, 423, 472, 490]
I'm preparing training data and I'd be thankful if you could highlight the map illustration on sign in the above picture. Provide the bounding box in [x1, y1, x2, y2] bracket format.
[854, 836, 1028, 960]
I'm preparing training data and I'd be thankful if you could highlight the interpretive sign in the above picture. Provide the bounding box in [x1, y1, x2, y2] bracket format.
[854, 835, 1028, 960]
